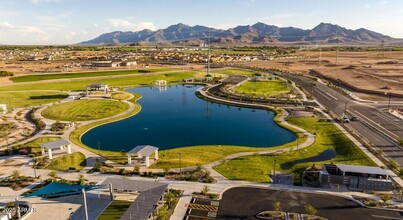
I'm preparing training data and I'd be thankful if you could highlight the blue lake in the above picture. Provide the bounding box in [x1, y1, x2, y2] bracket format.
[81, 85, 296, 151]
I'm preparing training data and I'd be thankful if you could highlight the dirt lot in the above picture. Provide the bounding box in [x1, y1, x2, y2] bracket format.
[235, 51, 403, 99]
[0, 159, 23, 176]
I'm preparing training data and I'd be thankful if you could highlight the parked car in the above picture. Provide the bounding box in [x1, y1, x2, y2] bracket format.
[342, 117, 350, 123]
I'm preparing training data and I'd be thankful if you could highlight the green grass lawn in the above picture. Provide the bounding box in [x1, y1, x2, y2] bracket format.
[42, 99, 129, 121]
[111, 92, 131, 100]
[0, 71, 195, 92]
[69, 93, 142, 164]
[46, 152, 86, 171]
[19, 136, 61, 155]
[234, 80, 290, 97]
[97, 200, 132, 220]
[211, 68, 258, 76]
[0, 91, 68, 108]
[213, 117, 376, 183]
[9, 68, 172, 82]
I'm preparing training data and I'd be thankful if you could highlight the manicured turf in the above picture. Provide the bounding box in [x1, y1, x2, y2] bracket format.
[211, 68, 258, 76]
[111, 92, 131, 100]
[42, 99, 129, 121]
[235, 80, 290, 97]
[20, 136, 61, 155]
[0, 71, 196, 92]
[0, 91, 68, 108]
[46, 152, 86, 171]
[69, 93, 142, 164]
[97, 200, 132, 220]
[9, 68, 172, 82]
[213, 117, 376, 183]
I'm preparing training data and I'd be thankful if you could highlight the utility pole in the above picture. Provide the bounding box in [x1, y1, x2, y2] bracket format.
[206, 30, 211, 77]
[335, 31, 340, 65]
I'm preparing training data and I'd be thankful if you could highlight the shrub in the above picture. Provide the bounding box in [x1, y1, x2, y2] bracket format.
[0, 71, 14, 77]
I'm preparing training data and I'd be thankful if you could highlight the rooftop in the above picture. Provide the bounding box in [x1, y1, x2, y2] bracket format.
[101, 178, 167, 192]
[336, 164, 389, 176]
[40, 139, 70, 150]
[128, 145, 158, 157]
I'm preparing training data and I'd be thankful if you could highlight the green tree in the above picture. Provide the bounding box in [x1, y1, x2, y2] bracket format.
[78, 174, 85, 185]
[201, 185, 210, 196]
[273, 201, 282, 212]
[165, 191, 176, 209]
[380, 193, 391, 203]
[11, 170, 20, 180]
[398, 139, 403, 147]
[133, 164, 140, 174]
[304, 204, 317, 216]
[48, 171, 58, 180]
[156, 205, 168, 220]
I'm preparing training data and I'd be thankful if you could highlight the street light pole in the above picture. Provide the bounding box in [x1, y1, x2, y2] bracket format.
[388, 92, 392, 111]
[343, 99, 351, 118]
[33, 158, 37, 178]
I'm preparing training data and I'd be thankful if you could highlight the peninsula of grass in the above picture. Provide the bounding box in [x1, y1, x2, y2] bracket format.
[111, 92, 131, 100]
[10, 68, 172, 83]
[46, 152, 86, 171]
[0, 91, 68, 108]
[97, 200, 132, 220]
[0, 71, 196, 92]
[213, 117, 376, 183]
[234, 80, 290, 97]
[18, 136, 60, 155]
[42, 99, 129, 121]
[69, 93, 142, 164]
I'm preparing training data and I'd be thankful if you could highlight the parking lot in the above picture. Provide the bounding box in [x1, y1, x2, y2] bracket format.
[217, 187, 403, 220]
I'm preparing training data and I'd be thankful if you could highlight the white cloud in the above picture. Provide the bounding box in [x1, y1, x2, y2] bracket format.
[106, 19, 156, 31]
[365, 4, 371, 9]
[0, 21, 49, 42]
[0, 21, 14, 29]
[30, 0, 60, 4]
[65, 31, 77, 39]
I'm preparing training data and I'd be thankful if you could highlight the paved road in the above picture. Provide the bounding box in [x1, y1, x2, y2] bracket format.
[218, 187, 403, 220]
[281, 73, 403, 165]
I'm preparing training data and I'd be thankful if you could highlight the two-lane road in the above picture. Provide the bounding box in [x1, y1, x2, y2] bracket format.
[281, 72, 403, 164]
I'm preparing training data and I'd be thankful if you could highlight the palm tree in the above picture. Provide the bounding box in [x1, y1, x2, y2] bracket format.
[201, 185, 210, 196]
[273, 201, 282, 212]
[304, 204, 317, 218]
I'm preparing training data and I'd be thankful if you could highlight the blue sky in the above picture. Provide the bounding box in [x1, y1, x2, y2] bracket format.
[1, 0, 402, 44]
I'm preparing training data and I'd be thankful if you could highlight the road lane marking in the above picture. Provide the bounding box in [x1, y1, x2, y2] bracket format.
[314, 89, 332, 100]
[352, 110, 399, 139]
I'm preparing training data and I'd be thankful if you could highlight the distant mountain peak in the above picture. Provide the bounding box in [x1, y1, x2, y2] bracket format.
[80, 22, 395, 45]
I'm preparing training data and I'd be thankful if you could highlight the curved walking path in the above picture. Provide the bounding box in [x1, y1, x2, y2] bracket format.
[197, 86, 316, 183]
[11, 92, 137, 171]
